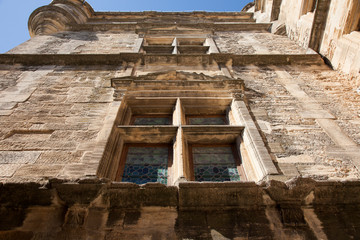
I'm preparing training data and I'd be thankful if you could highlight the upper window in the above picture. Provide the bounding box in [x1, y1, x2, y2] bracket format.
[142, 37, 175, 54]
[142, 37, 213, 54]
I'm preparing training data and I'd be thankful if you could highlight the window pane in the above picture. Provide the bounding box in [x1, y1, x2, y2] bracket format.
[122, 146, 168, 184]
[188, 116, 226, 125]
[133, 117, 171, 125]
[192, 146, 241, 182]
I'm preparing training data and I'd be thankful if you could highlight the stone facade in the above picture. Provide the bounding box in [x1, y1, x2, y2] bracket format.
[0, 0, 360, 239]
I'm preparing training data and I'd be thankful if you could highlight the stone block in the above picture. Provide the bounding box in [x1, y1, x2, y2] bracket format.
[0, 164, 21, 177]
[0, 110, 13, 116]
[108, 183, 178, 208]
[0, 102, 17, 110]
[297, 165, 337, 178]
[59, 163, 97, 179]
[178, 182, 262, 210]
[316, 119, 358, 147]
[300, 110, 335, 119]
[14, 164, 64, 178]
[21, 206, 64, 233]
[277, 155, 315, 164]
[36, 151, 83, 164]
[0, 151, 41, 164]
[268, 142, 284, 153]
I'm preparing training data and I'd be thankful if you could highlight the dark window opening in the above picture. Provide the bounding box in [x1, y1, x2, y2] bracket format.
[186, 115, 227, 125]
[131, 115, 172, 125]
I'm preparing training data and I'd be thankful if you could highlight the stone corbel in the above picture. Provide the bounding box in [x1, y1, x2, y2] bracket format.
[28, 0, 94, 37]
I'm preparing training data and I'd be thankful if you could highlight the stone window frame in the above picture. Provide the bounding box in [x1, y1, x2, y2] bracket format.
[97, 72, 278, 184]
[99, 97, 277, 185]
[119, 98, 245, 185]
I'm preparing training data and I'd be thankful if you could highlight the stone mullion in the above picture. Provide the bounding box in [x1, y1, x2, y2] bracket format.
[172, 98, 187, 185]
[205, 37, 219, 53]
[172, 37, 178, 54]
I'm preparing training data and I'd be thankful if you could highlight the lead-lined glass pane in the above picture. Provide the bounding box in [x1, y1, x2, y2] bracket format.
[122, 146, 168, 184]
[188, 116, 226, 125]
[192, 146, 240, 182]
[133, 117, 171, 125]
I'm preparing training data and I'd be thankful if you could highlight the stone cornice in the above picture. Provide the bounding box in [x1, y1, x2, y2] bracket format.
[0, 53, 324, 66]
[28, 0, 272, 36]
[71, 22, 272, 33]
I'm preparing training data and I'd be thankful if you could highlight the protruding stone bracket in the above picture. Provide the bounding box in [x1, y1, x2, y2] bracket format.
[264, 178, 317, 204]
[28, 0, 94, 37]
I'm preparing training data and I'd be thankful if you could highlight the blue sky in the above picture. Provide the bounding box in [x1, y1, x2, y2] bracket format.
[0, 0, 252, 53]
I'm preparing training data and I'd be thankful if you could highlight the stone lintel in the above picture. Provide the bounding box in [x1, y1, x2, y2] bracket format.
[182, 126, 245, 144]
[116, 126, 178, 143]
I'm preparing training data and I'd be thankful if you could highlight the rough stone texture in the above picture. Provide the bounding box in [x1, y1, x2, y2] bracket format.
[233, 64, 360, 181]
[0, 65, 123, 182]
[214, 32, 310, 54]
[8, 32, 140, 54]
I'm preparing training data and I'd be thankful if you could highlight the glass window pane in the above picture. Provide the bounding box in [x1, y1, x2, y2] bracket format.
[192, 146, 241, 182]
[122, 146, 168, 184]
[133, 117, 171, 125]
[188, 116, 226, 125]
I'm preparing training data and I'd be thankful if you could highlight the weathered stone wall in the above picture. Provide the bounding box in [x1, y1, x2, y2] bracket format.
[2, 63, 359, 183]
[0, 64, 123, 182]
[233, 65, 360, 181]
[1, 30, 359, 183]
[7, 32, 141, 54]
[214, 31, 311, 54]
[1, 178, 360, 240]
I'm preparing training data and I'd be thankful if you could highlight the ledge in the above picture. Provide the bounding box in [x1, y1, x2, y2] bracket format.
[1, 178, 360, 209]
[0, 53, 324, 66]
[71, 22, 272, 33]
